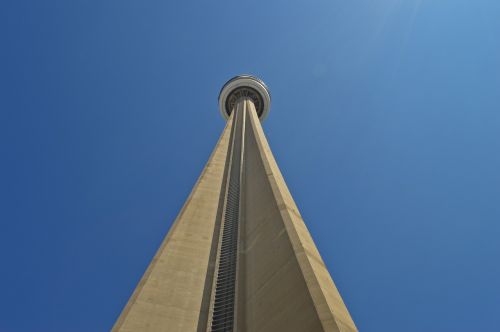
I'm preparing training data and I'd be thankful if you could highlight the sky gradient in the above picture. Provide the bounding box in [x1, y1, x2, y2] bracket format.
[1, 0, 500, 331]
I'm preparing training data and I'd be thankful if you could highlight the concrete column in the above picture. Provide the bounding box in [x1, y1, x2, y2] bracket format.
[113, 75, 358, 332]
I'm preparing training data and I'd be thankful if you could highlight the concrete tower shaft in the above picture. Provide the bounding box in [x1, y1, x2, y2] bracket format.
[112, 76, 357, 332]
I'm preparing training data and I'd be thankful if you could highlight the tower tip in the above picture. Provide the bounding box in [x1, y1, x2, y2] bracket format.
[219, 75, 271, 121]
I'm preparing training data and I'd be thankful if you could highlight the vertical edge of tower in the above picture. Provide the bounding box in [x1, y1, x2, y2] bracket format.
[241, 101, 357, 332]
[112, 117, 234, 332]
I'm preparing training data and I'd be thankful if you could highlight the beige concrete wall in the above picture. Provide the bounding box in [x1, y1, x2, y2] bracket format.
[239, 100, 357, 332]
[112, 116, 233, 332]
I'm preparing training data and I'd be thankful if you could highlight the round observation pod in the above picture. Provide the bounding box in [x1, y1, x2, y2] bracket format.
[218, 75, 271, 121]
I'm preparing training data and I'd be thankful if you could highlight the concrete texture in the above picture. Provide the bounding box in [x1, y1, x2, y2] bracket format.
[112, 116, 233, 332]
[113, 98, 357, 332]
[239, 100, 357, 332]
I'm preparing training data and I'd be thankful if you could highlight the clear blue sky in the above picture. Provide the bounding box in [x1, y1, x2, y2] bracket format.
[1, 0, 499, 331]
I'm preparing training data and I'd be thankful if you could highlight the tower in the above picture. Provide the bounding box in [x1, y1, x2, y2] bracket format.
[112, 76, 357, 332]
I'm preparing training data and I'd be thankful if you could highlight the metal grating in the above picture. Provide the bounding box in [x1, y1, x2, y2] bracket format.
[210, 106, 244, 332]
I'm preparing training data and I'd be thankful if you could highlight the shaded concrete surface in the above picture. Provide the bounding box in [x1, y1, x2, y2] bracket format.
[238, 100, 357, 332]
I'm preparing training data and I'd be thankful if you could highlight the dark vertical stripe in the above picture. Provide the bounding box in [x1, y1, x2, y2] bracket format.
[196, 121, 235, 332]
[210, 103, 244, 332]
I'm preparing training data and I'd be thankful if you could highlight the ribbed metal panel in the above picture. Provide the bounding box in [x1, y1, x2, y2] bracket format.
[210, 105, 244, 332]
